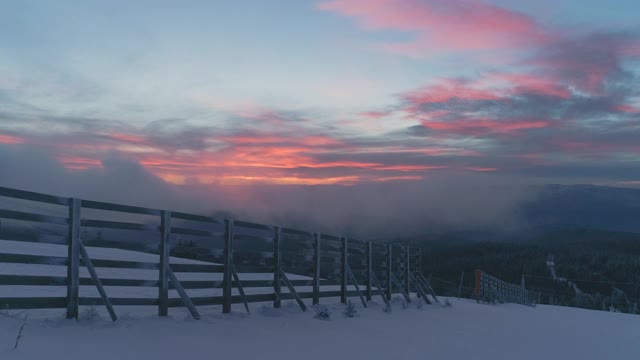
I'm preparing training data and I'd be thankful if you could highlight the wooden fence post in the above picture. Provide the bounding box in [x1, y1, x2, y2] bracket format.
[340, 236, 348, 304]
[313, 233, 321, 305]
[366, 241, 372, 302]
[66, 198, 80, 319]
[386, 244, 392, 301]
[158, 210, 170, 316]
[273, 226, 281, 308]
[404, 246, 410, 295]
[223, 219, 234, 314]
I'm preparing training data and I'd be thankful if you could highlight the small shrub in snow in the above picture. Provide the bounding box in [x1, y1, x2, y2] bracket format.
[401, 300, 409, 310]
[313, 305, 331, 321]
[81, 306, 100, 321]
[383, 303, 392, 313]
[343, 301, 359, 318]
[416, 298, 425, 310]
[443, 299, 453, 308]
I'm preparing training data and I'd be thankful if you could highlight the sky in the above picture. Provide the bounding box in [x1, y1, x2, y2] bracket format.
[0, 1, 639, 236]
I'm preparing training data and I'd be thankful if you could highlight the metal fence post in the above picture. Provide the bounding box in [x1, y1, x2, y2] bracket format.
[66, 198, 81, 319]
[159, 210, 171, 316]
[223, 219, 234, 314]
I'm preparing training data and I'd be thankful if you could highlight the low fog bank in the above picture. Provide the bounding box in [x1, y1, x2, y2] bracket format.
[0, 145, 538, 239]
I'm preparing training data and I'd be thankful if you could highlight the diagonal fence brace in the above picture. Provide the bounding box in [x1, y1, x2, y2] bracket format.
[346, 265, 367, 308]
[232, 264, 250, 313]
[280, 270, 307, 312]
[370, 271, 390, 307]
[78, 241, 117, 322]
[168, 267, 201, 319]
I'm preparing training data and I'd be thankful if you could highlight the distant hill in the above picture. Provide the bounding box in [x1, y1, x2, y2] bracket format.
[521, 184, 640, 234]
[413, 229, 640, 313]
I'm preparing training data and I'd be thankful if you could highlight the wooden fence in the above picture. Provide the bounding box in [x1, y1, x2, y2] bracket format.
[474, 270, 536, 306]
[0, 186, 438, 321]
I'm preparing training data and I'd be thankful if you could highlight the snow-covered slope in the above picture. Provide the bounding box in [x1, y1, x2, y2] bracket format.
[2, 239, 639, 360]
[2, 298, 639, 360]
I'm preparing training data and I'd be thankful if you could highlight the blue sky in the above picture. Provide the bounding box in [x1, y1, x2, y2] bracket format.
[1, 0, 639, 187]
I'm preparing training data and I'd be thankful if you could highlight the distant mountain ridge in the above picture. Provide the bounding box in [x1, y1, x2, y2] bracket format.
[521, 184, 640, 234]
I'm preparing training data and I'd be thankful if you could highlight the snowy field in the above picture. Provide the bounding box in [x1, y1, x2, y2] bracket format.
[1, 298, 639, 360]
[1, 239, 639, 360]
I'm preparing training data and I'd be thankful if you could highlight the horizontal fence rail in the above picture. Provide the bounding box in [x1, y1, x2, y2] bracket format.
[0, 185, 438, 320]
[474, 270, 537, 307]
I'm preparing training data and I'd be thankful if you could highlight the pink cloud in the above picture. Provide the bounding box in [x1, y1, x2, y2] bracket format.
[465, 167, 498, 172]
[317, 0, 553, 55]
[615, 104, 640, 113]
[403, 79, 501, 106]
[421, 118, 550, 135]
[0, 134, 25, 144]
[484, 73, 572, 99]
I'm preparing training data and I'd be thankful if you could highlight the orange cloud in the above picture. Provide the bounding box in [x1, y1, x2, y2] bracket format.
[57, 156, 103, 171]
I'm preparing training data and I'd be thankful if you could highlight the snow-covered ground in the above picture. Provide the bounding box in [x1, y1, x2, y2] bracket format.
[1, 239, 639, 359]
[1, 298, 639, 360]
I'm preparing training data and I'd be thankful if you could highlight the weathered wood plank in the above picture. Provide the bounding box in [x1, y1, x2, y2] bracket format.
[81, 298, 158, 306]
[234, 264, 274, 273]
[320, 234, 340, 241]
[234, 220, 273, 231]
[0, 274, 67, 286]
[81, 219, 159, 232]
[81, 200, 161, 216]
[82, 240, 155, 255]
[170, 226, 217, 237]
[0, 209, 69, 226]
[280, 227, 313, 237]
[171, 211, 220, 224]
[0, 186, 70, 206]
[0, 275, 161, 288]
[79, 241, 117, 321]
[90, 258, 158, 270]
[0, 297, 67, 309]
[171, 263, 224, 273]
[0, 253, 67, 266]
[0, 233, 67, 245]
